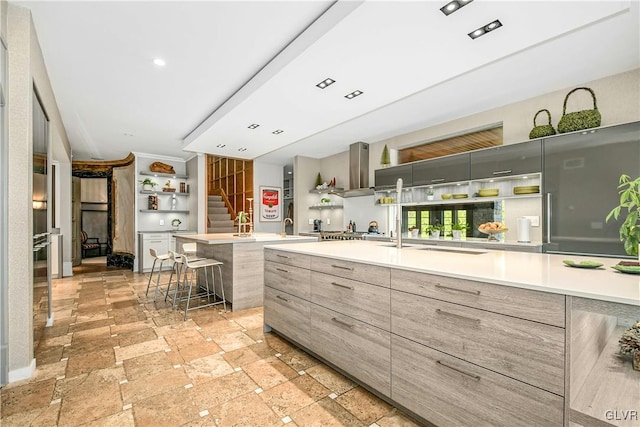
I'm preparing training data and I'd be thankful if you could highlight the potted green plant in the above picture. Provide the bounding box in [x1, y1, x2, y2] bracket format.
[140, 178, 157, 191]
[426, 188, 435, 201]
[619, 320, 640, 371]
[451, 222, 468, 240]
[171, 218, 181, 230]
[380, 144, 391, 168]
[606, 174, 640, 260]
[425, 223, 443, 239]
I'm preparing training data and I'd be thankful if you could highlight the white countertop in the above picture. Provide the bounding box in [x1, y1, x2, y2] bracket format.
[265, 240, 640, 306]
[175, 233, 317, 245]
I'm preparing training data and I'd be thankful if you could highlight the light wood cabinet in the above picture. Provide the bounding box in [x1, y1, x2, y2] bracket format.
[311, 304, 391, 396]
[264, 287, 310, 349]
[392, 334, 564, 427]
[264, 261, 311, 300]
[391, 268, 565, 327]
[264, 249, 311, 269]
[391, 289, 565, 395]
[311, 256, 390, 288]
[310, 271, 390, 331]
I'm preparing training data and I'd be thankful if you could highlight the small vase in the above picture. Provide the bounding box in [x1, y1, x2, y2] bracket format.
[452, 230, 462, 240]
[427, 195, 434, 201]
[143, 184, 153, 191]
[634, 350, 640, 372]
[410, 229, 419, 238]
[431, 231, 440, 239]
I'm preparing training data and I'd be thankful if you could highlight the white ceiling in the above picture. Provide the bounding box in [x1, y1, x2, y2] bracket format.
[18, 1, 640, 164]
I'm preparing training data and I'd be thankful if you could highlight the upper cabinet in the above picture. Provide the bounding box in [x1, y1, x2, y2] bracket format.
[470, 141, 542, 180]
[375, 164, 412, 189]
[412, 153, 470, 186]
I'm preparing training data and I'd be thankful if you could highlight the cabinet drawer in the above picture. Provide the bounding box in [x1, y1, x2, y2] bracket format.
[391, 290, 565, 395]
[311, 271, 390, 331]
[265, 249, 311, 269]
[311, 304, 390, 396]
[311, 256, 390, 288]
[264, 287, 310, 349]
[392, 335, 564, 427]
[265, 261, 311, 300]
[391, 268, 565, 327]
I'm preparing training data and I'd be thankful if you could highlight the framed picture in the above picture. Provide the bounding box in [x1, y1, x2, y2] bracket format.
[259, 186, 282, 222]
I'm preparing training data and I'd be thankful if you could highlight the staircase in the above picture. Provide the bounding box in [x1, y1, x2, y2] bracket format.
[207, 195, 236, 233]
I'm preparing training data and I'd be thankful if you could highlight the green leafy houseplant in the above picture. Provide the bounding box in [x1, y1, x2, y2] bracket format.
[140, 178, 157, 187]
[425, 223, 444, 233]
[619, 320, 640, 371]
[606, 174, 640, 257]
[451, 221, 468, 231]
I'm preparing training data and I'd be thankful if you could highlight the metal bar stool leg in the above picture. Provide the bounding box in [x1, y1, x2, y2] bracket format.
[145, 257, 158, 296]
[216, 264, 227, 313]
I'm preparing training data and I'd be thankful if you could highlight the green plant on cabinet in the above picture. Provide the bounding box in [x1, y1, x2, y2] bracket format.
[606, 174, 640, 257]
[380, 144, 391, 167]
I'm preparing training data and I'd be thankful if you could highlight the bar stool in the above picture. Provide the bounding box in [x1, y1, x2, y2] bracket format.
[174, 253, 226, 320]
[146, 248, 171, 297]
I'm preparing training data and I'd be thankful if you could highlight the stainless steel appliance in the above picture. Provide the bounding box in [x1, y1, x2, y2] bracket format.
[543, 121, 640, 257]
[313, 219, 322, 232]
[321, 231, 366, 240]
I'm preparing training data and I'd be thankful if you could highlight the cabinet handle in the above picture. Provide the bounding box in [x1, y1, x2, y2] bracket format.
[276, 268, 289, 273]
[434, 283, 480, 296]
[331, 264, 354, 271]
[431, 178, 445, 183]
[331, 317, 355, 329]
[149, 240, 163, 243]
[331, 282, 354, 290]
[276, 295, 290, 303]
[435, 308, 480, 324]
[276, 254, 290, 259]
[436, 360, 481, 381]
[492, 170, 512, 175]
[546, 192, 552, 244]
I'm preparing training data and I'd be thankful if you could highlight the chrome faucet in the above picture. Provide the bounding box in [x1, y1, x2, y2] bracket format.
[281, 217, 293, 237]
[395, 178, 403, 248]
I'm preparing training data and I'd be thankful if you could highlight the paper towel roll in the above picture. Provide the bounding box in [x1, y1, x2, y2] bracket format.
[517, 217, 531, 243]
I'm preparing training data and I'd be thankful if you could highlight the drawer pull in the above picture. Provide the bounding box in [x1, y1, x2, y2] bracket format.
[435, 308, 480, 324]
[435, 283, 480, 296]
[276, 254, 290, 259]
[431, 178, 445, 183]
[331, 317, 355, 329]
[276, 268, 289, 273]
[492, 169, 512, 175]
[331, 264, 354, 271]
[436, 360, 481, 381]
[276, 295, 290, 303]
[331, 282, 354, 290]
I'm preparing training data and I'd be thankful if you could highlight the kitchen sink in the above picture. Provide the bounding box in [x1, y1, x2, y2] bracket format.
[416, 247, 487, 255]
[377, 243, 414, 248]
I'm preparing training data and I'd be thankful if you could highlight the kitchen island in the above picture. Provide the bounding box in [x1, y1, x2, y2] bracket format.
[263, 240, 640, 427]
[175, 233, 316, 310]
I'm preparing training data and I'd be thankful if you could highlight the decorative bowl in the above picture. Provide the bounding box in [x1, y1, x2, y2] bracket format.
[478, 188, 499, 197]
[441, 194, 452, 200]
[478, 227, 508, 241]
[452, 194, 468, 199]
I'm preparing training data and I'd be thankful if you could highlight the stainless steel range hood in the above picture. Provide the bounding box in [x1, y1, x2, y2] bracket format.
[344, 142, 374, 197]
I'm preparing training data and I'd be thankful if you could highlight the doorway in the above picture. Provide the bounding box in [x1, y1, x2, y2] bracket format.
[72, 177, 109, 272]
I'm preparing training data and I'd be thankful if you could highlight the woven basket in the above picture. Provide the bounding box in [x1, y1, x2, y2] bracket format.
[529, 109, 556, 139]
[557, 87, 601, 133]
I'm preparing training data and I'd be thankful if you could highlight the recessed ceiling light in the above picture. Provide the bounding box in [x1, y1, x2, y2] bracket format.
[216, 144, 226, 148]
[287, 171, 292, 175]
[440, 0, 473, 16]
[272, 129, 284, 135]
[153, 58, 166, 67]
[468, 19, 502, 39]
[316, 78, 336, 89]
[248, 124, 260, 129]
[238, 147, 247, 152]
[345, 90, 363, 100]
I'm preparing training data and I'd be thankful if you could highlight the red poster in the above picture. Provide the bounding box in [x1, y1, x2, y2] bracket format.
[260, 187, 280, 221]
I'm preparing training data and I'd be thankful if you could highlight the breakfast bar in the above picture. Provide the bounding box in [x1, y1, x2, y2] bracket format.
[263, 240, 640, 427]
[175, 233, 316, 310]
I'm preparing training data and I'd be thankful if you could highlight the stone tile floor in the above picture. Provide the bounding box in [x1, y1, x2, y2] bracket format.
[1, 269, 423, 426]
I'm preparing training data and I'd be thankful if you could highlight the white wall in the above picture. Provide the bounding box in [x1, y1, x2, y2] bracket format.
[293, 155, 320, 234]
[253, 160, 283, 234]
[186, 154, 205, 233]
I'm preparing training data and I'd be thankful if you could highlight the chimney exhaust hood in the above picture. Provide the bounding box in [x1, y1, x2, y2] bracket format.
[344, 142, 374, 197]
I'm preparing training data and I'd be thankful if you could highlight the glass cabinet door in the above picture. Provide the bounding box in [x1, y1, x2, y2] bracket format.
[412, 153, 470, 186]
[470, 140, 542, 180]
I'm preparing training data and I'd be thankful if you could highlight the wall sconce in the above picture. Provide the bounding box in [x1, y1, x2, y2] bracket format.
[33, 200, 47, 210]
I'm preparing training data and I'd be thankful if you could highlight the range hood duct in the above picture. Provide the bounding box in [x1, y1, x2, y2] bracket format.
[345, 142, 374, 197]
